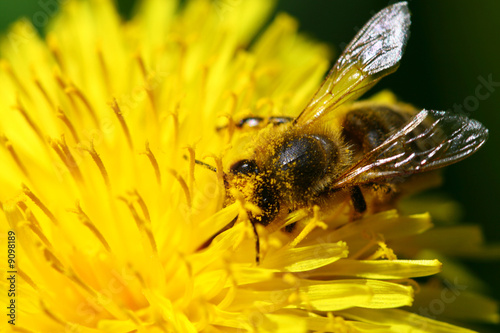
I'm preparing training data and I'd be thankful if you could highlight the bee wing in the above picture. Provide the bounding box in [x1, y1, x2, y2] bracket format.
[294, 2, 411, 127]
[332, 110, 489, 188]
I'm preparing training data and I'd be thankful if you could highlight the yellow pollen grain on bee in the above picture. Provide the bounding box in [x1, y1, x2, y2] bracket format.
[233, 189, 261, 248]
[243, 200, 262, 217]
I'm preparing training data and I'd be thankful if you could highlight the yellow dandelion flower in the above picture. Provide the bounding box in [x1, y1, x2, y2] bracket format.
[0, 1, 498, 332]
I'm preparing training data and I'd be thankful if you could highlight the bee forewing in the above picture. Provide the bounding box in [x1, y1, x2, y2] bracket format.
[332, 110, 489, 188]
[294, 2, 411, 126]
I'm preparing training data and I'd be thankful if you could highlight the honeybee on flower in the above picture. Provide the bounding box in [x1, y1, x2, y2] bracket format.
[217, 2, 487, 263]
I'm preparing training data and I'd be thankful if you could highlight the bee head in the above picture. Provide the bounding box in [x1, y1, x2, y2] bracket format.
[227, 159, 261, 202]
[228, 159, 280, 226]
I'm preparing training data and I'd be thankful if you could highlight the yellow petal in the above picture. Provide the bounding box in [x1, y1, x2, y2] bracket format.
[262, 241, 349, 272]
[305, 259, 442, 279]
[336, 308, 476, 333]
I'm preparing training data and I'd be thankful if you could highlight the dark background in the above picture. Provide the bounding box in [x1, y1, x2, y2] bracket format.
[2, 0, 499, 318]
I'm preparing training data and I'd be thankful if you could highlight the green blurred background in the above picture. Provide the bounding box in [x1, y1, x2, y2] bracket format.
[1, 0, 499, 324]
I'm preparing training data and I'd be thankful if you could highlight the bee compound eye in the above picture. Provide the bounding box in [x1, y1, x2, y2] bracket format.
[230, 159, 259, 175]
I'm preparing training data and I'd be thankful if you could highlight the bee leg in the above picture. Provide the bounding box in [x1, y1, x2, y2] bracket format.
[250, 181, 280, 264]
[216, 116, 264, 132]
[217, 116, 293, 132]
[196, 216, 237, 251]
[350, 186, 367, 214]
[251, 221, 261, 265]
[202, 213, 262, 264]
[284, 222, 297, 233]
[268, 116, 294, 126]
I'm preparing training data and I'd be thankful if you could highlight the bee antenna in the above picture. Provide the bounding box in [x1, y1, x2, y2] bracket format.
[183, 155, 217, 173]
[194, 159, 217, 172]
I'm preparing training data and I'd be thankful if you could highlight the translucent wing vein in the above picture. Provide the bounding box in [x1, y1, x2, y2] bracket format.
[333, 109, 489, 188]
[294, 2, 411, 126]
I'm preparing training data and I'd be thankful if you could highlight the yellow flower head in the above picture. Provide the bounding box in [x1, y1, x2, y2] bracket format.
[0, 0, 498, 332]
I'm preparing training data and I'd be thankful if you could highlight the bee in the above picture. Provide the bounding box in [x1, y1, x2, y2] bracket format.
[212, 2, 489, 262]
